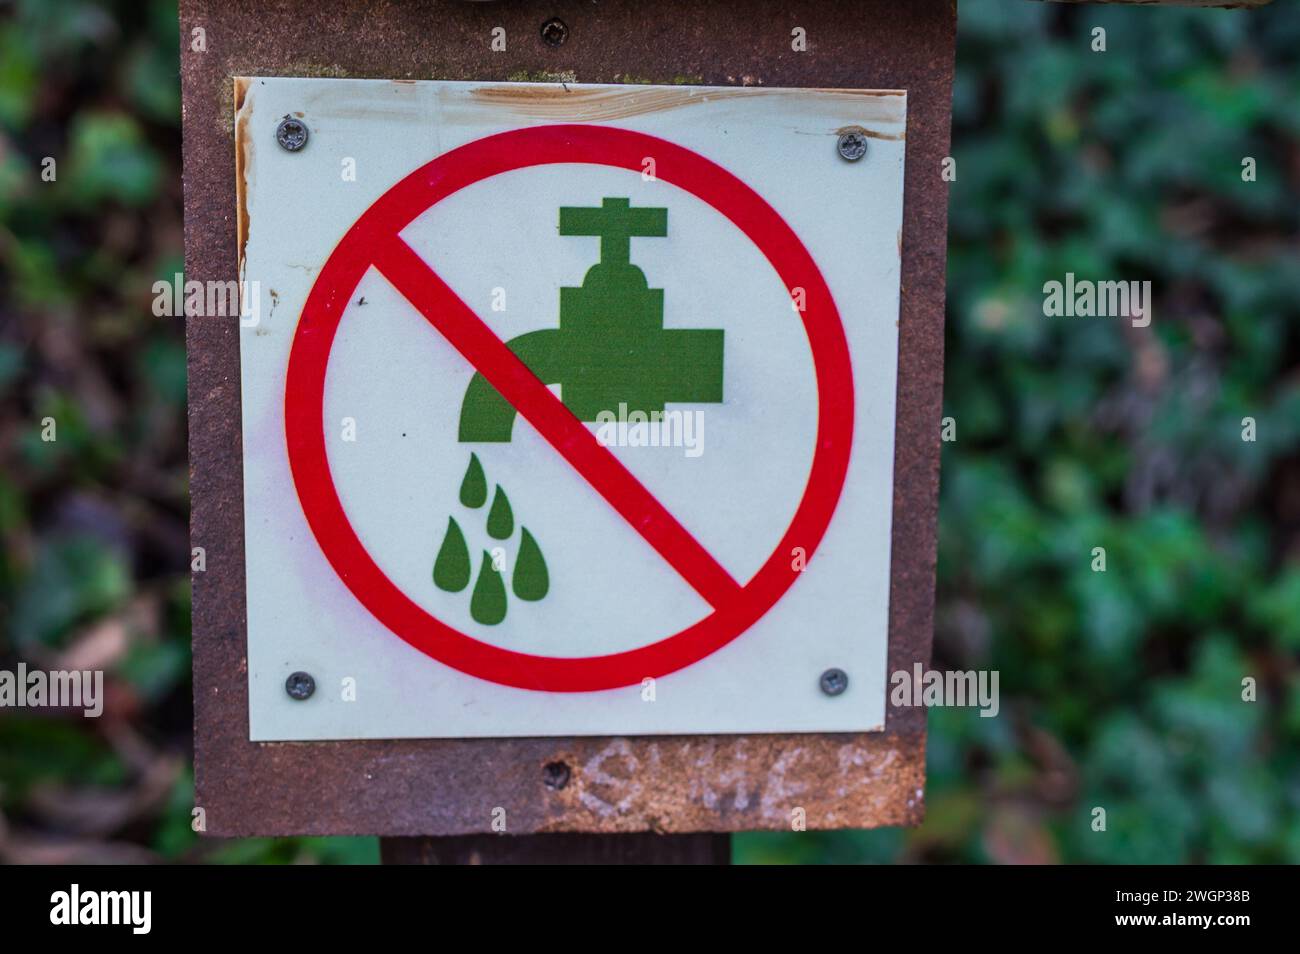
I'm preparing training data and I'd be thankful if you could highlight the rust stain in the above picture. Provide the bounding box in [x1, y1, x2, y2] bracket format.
[233, 77, 252, 277]
[534, 735, 925, 833]
[837, 122, 904, 143]
[471, 83, 905, 131]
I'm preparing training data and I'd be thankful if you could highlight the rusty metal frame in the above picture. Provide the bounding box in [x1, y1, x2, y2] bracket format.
[183, 0, 952, 836]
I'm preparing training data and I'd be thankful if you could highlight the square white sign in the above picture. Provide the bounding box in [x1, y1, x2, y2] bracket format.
[235, 77, 906, 740]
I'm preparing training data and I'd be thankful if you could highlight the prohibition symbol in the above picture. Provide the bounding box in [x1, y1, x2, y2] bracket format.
[285, 124, 855, 692]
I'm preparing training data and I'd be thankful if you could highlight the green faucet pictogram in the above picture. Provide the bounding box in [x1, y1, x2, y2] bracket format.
[437, 198, 725, 626]
[459, 197, 725, 440]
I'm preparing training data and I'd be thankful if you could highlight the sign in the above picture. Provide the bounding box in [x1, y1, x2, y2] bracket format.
[186, 0, 952, 836]
[237, 77, 906, 740]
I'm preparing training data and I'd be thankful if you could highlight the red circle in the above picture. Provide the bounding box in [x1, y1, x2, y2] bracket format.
[285, 124, 854, 692]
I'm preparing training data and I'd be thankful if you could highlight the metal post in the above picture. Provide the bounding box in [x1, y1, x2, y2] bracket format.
[380, 833, 731, 865]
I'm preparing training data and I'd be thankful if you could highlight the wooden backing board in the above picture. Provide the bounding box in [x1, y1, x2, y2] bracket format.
[182, 0, 953, 836]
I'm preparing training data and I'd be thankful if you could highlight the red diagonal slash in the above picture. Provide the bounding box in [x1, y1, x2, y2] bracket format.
[372, 234, 743, 609]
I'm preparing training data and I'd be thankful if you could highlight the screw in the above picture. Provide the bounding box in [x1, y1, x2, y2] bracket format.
[540, 17, 568, 47]
[285, 671, 315, 700]
[276, 116, 309, 152]
[836, 130, 868, 162]
[542, 761, 571, 790]
[819, 668, 849, 696]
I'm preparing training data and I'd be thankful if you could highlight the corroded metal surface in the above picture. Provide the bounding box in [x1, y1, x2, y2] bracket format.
[183, 0, 951, 836]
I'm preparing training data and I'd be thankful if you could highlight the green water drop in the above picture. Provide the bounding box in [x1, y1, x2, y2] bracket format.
[487, 485, 514, 540]
[512, 527, 549, 601]
[460, 453, 487, 508]
[470, 550, 508, 625]
[433, 517, 470, 592]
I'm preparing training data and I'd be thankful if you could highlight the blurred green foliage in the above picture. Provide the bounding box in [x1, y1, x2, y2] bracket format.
[0, 0, 1296, 864]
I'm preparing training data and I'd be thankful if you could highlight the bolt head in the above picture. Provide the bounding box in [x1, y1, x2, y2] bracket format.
[542, 760, 571, 790]
[276, 117, 309, 152]
[540, 17, 568, 47]
[819, 668, 849, 696]
[285, 671, 316, 700]
[836, 130, 868, 162]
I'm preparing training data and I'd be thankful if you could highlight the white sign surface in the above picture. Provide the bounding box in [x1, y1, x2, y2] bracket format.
[235, 77, 906, 740]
